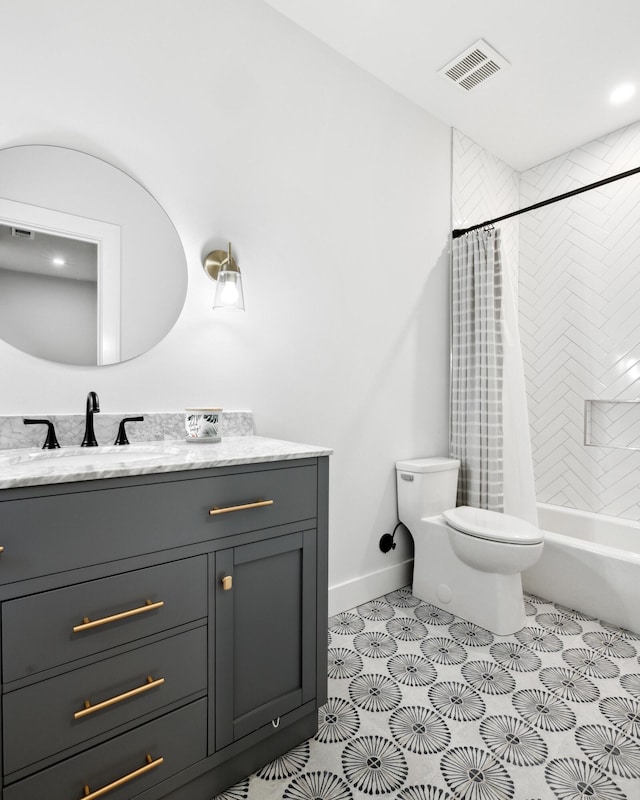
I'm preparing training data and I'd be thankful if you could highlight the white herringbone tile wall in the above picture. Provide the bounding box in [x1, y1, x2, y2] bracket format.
[520, 122, 640, 521]
[453, 123, 640, 523]
[452, 131, 520, 291]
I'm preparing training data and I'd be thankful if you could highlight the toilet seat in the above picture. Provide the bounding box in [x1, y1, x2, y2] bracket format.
[443, 506, 543, 545]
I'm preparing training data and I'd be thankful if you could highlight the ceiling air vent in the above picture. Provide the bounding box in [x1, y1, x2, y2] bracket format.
[438, 39, 509, 91]
[10, 227, 35, 240]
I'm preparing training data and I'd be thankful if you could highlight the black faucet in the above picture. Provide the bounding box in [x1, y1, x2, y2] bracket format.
[23, 418, 60, 450]
[81, 391, 100, 447]
[114, 416, 144, 445]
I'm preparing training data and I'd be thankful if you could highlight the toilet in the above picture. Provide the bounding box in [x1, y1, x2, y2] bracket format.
[396, 457, 543, 635]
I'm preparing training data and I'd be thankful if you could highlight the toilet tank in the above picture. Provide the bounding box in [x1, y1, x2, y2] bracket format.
[396, 457, 460, 527]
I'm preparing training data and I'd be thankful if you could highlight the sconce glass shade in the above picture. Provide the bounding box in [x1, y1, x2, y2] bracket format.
[203, 244, 245, 311]
[213, 267, 245, 310]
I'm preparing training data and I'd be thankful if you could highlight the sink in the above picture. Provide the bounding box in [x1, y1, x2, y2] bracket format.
[32, 451, 165, 467]
[1, 445, 181, 474]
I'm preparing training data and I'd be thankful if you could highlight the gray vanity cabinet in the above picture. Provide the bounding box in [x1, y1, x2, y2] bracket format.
[0, 455, 329, 800]
[214, 528, 317, 750]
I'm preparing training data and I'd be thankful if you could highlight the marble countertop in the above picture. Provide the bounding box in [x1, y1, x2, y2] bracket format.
[0, 436, 332, 490]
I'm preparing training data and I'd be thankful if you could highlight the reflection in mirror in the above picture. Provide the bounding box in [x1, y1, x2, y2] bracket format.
[0, 224, 98, 365]
[0, 145, 188, 366]
[0, 195, 121, 364]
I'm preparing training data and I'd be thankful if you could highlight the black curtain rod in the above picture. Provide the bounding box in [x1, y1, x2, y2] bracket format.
[451, 164, 640, 239]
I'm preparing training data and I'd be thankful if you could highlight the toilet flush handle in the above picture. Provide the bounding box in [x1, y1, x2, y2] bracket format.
[400, 473, 414, 481]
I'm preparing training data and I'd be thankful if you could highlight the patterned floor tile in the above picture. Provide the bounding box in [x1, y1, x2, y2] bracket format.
[214, 591, 640, 800]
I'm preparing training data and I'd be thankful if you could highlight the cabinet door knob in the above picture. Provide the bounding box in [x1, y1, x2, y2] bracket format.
[221, 575, 233, 591]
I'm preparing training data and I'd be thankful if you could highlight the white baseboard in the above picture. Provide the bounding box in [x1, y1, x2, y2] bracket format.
[328, 559, 413, 616]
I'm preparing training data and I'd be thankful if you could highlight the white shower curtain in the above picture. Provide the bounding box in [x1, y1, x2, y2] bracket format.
[450, 228, 537, 523]
[501, 244, 538, 524]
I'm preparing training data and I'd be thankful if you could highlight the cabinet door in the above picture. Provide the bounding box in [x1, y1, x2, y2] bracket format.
[214, 529, 317, 750]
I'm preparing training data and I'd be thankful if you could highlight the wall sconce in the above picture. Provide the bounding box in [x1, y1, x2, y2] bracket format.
[203, 242, 245, 310]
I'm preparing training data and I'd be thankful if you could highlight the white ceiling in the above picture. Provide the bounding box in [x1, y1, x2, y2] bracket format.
[264, 0, 640, 172]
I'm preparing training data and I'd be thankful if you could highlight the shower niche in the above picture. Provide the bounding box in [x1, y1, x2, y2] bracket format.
[584, 399, 640, 451]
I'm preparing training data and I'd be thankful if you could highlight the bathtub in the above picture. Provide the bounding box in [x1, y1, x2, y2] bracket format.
[522, 503, 640, 635]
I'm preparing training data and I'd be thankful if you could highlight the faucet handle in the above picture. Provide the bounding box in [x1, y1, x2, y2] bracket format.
[24, 419, 60, 450]
[114, 416, 144, 446]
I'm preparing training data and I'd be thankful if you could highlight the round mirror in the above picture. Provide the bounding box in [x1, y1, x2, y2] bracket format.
[0, 145, 188, 365]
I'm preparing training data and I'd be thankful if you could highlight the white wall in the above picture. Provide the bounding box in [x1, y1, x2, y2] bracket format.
[0, 0, 451, 611]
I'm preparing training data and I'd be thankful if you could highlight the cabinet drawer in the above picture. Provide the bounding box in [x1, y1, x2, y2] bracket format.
[0, 462, 317, 584]
[3, 556, 206, 682]
[4, 626, 206, 776]
[4, 698, 207, 800]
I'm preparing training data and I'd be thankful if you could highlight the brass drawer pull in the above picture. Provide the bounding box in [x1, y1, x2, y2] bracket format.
[209, 499, 274, 516]
[82, 753, 163, 799]
[221, 575, 233, 591]
[74, 675, 165, 720]
[73, 599, 164, 633]
[0, 546, 4, 553]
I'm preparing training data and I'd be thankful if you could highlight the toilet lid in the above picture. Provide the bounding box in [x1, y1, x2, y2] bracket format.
[443, 506, 543, 545]
[396, 457, 460, 473]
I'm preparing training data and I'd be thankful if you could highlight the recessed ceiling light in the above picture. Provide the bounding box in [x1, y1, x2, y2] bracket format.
[610, 82, 636, 105]
[52, 257, 66, 267]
